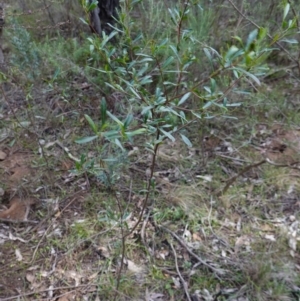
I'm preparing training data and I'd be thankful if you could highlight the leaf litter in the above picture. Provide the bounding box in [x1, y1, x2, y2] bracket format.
[1, 66, 300, 301]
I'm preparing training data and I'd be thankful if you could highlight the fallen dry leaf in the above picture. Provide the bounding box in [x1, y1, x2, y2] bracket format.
[127, 259, 144, 274]
[25, 273, 35, 283]
[15, 248, 23, 261]
[264, 234, 276, 242]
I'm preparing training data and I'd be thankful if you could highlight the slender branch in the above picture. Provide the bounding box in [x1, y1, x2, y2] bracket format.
[161, 226, 225, 276]
[169, 241, 192, 301]
[216, 159, 266, 196]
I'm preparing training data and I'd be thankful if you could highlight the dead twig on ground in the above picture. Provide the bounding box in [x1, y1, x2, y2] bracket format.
[161, 226, 225, 277]
[216, 159, 266, 196]
[216, 157, 300, 196]
[169, 240, 192, 301]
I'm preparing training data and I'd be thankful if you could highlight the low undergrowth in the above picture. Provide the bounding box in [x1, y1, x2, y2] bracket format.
[0, 0, 300, 300]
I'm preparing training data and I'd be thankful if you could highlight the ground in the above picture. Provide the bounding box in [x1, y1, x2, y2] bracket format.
[1, 1, 300, 300]
[1, 79, 300, 300]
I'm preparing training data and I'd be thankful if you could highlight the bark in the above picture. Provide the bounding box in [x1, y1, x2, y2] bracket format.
[89, 0, 120, 36]
[0, 4, 5, 71]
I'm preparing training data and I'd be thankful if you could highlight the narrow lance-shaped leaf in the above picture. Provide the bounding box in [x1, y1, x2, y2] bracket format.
[232, 67, 261, 86]
[75, 136, 98, 144]
[114, 138, 125, 151]
[283, 3, 290, 21]
[159, 128, 175, 142]
[178, 92, 191, 106]
[180, 133, 192, 147]
[106, 111, 124, 127]
[85, 114, 98, 134]
[210, 78, 216, 94]
[245, 29, 258, 52]
[100, 97, 107, 129]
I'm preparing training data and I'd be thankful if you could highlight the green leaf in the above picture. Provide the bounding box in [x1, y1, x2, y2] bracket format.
[226, 102, 242, 107]
[246, 29, 258, 51]
[203, 101, 213, 110]
[128, 86, 141, 99]
[85, 114, 98, 133]
[139, 75, 153, 85]
[280, 38, 298, 44]
[258, 27, 268, 41]
[272, 33, 280, 44]
[162, 56, 175, 68]
[124, 114, 133, 129]
[160, 128, 175, 142]
[203, 48, 212, 61]
[114, 138, 125, 151]
[178, 92, 191, 106]
[141, 106, 153, 115]
[88, 1, 98, 12]
[180, 133, 192, 147]
[103, 130, 121, 139]
[107, 30, 118, 41]
[107, 111, 124, 127]
[79, 17, 89, 26]
[224, 46, 241, 65]
[232, 67, 261, 85]
[75, 136, 98, 144]
[100, 98, 107, 128]
[125, 128, 147, 136]
[169, 45, 181, 63]
[283, 3, 290, 21]
[232, 35, 244, 47]
[179, 110, 186, 122]
[210, 78, 216, 94]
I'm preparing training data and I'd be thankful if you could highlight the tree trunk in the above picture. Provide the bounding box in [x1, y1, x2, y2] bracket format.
[89, 0, 120, 36]
[0, 4, 6, 72]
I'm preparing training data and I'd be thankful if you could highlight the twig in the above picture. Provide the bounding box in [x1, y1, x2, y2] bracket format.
[0, 284, 89, 301]
[0, 218, 37, 224]
[55, 140, 80, 162]
[265, 158, 300, 170]
[161, 226, 225, 276]
[123, 134, 160, 239]
[216, 159, 266, 196]
[113, 191, 127, 301]
[29, 192, 82, 263]
[169, 241, 192, 301]
[140, 208, 152, 254]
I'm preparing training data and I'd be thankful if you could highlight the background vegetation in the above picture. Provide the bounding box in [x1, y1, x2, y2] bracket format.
[0, 0, 300, 300]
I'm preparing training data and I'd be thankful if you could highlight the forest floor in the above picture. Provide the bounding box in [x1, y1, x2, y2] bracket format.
[1, 72, 300, 301]
[0, 1, 300, 299]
